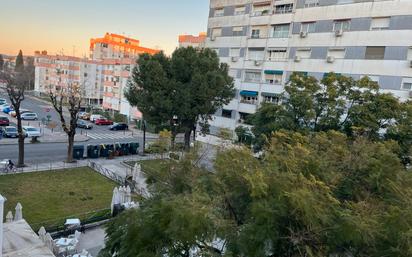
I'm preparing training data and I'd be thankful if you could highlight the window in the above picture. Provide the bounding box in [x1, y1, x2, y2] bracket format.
[233, 26, 244, 36]
[272, 24, 290, 38]
[263, 95, 280, 104]
[229, 69, 238, 78]
[251, 25, 268, 38]
[408, 47, 412, 60]
[212, 28, 222, 37]
[370, 17, 390, 30]
[267, 48, 287, 60]
[235, 6, 246, 15]
[401, 78, 412, 90]
[222, 109, 232, 118]
[327, 48, 346, 59]
[239, 112, 251, 123]
[265, 73, 283, 84]
[304, 0, 319, 7]
[301, 22, 316, 33]
[241, 95, 258, 104]
[337, 0, 354, 4]
[275, 4, 293, 14]
[252, 3, 271, 16]
[362, 75, 379, 83]
[251, 29, 261, 39]
[230, 48, 241, 57]
[214, 8, 224, 17]
[84, 73, 88, 77]
[244, 71, 261, 83]
[365, 46, 385, 60]
[247, 48, 265, 60]
[333, 20, 351, 32]
[296, 48, 311, 58]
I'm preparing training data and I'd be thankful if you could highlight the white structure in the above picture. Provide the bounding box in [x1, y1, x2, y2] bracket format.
[206, 0, 412, 133]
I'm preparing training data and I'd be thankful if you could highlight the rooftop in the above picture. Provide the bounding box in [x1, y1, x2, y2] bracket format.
[3, 219, 55, 257]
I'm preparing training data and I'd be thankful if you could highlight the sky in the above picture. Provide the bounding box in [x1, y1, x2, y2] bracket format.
[0, 0, 210, 57]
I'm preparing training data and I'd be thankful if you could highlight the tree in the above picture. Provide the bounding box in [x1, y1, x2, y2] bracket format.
[49, 70, 82, 163]
[15, 50, 24, 72]
[0, 70, 29, 167]
[250, 73, 405, 152]
[0, 54, 4, 71]
[125, 47, 234, 150]
[99, 131, 412, 257]
[24, 57, 35, 90]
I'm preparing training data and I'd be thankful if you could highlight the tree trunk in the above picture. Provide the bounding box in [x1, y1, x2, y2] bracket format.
[67, 134, 75, 163]
[16, 113, 25, 167]
[184, 128, 191, 151]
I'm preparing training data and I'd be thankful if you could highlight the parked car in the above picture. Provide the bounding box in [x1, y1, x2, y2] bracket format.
[76, 120, 93, 129]
[0, 104, 9, 112]
[95, 118, 113, 126]
[0, 116, 10, 126]
[109, 123, 128, 131]
[79, 112, 91, 120]
[23, 126, 41, 137]
[21, 112, 38, 120]
[2, 106, 13, 114]
[1, 126, 18, 138]
[0, 98, 6, 105]
[90, 114, 103, 123]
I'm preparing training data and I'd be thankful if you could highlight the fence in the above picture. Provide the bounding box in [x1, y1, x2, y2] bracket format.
[87, 160, 125, 185]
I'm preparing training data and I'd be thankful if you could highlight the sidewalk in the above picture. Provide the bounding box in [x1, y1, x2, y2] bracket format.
[0, 133, 89, 145]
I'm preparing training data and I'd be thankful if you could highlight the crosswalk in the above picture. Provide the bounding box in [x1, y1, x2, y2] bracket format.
[86, 132, 137, 140]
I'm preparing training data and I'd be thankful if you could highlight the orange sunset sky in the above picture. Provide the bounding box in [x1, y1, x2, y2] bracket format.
[0, 0, 209, 57]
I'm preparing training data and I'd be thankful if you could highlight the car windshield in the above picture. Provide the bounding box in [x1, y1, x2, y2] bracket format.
[6, 128, 16, 132]
[0, 117, 7, 121]
[25, 113, 35, 116]
[26, 128, 38, 131]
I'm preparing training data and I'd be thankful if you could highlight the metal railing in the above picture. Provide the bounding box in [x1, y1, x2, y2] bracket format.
[88, 160, 125, 185]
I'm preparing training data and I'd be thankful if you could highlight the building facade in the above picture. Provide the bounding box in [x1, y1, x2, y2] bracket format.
[178, 32, 207, 48]
[206, 0, 412, 133]
[35, 33, 159, 118]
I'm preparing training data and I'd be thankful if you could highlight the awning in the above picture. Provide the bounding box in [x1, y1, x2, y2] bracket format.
[264, 70, 283, 75]
[240, 90, 258, 97]
[261, 92, 280, 97]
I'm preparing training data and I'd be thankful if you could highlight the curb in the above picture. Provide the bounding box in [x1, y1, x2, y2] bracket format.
[0, 137, 90, 145]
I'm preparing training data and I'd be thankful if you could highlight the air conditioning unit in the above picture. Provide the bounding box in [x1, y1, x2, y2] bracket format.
[300, 31, 308, 38]
[231, 56, 239, 62]
[326, 56, 335, 63]
[335, 29, 343, 37]
[294, 56, 301, 62]
[409, 60, 412, 68]
[254, 60, 262, 66]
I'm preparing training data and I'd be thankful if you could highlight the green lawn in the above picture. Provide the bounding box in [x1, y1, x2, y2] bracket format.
[125, 159, 171, 184]
[0, 167, 117, 231]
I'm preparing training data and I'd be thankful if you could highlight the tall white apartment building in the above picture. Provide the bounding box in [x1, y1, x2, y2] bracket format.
[206, 0, 412, 133]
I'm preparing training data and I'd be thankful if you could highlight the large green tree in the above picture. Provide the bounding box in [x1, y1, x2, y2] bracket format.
[99, 131, 412, 257]
[15, 50, 24, 72]
[125, 47, 234, 149]
[250, 73, 409, 157]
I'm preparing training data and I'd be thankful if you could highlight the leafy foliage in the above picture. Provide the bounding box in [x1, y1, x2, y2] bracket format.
[99, 131, 412, 257]
[15, 50, 24, 72]
[0, 54, 4, 71]
[125, 47, 234, 149]
[250, 73, 411, 160]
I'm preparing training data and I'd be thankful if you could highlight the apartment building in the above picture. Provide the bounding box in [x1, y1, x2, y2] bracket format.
[178, 32, 207, 48]
[34, 53, 104, 105]
[90, 33, 159, 59]
[206, 0, 412, 133]
[35, 33, 159, 118]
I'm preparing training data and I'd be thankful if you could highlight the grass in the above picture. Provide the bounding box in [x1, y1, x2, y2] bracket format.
[0, 167, 117, 231]
[125, 159, 171, 184]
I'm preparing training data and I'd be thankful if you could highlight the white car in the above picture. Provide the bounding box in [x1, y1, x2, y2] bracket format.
[23, 126, 41, 137]
[90, 114, 102, 123]
[21, 112, 38, 120]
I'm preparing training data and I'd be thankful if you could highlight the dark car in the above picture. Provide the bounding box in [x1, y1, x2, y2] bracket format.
[109, 123, 128, 131]
[76, 120, 93, 129]
[2, 126, 18, 138]
[0, 116, 9, 126]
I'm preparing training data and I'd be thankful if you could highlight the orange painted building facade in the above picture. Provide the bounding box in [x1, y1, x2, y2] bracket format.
[178, 32, 207, 48]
